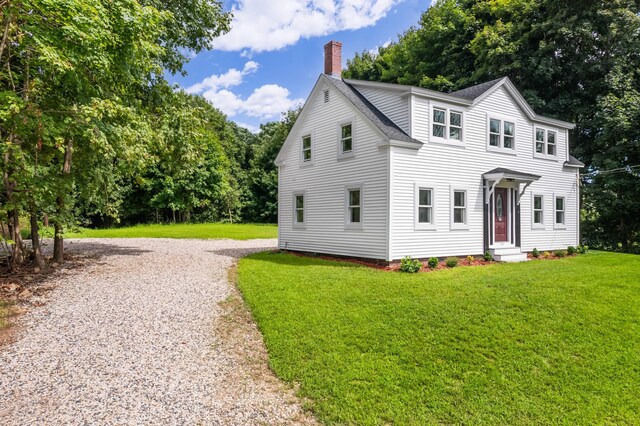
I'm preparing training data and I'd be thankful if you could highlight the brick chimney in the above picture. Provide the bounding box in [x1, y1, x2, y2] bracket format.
[324, 41, 342, 76]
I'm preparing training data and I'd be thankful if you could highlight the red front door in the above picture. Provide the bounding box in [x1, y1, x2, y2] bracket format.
[495, 188, 508, 242]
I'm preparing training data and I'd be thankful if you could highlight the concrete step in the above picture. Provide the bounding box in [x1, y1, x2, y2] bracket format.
[490, 247, 522, 256]
[493, 252, 528, 262]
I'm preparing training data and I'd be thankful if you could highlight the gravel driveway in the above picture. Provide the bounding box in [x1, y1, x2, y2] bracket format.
[0, 238, 314, 425]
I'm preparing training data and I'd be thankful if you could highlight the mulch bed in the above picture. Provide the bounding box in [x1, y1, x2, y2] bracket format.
[281, 249, 578, 273]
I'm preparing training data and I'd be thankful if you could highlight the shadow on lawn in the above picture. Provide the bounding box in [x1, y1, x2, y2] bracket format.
[242, 250, 375, 269]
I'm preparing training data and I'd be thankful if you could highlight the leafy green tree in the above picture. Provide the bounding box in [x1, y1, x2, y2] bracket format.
[244, 109, 299, 223]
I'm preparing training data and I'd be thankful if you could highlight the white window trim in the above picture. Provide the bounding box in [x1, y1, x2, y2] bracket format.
[533, 126, 559, 161]
[531, 193, 545, 229]
[429, 104, 465, 147]
[337, 117, 356, 159]
[300, 130, 314, 167]
[554, 193, 566, 229]
[486, 113, 517, 155]
[344, 184, 364, 230]
[414, 183, 436, 231]
[292, 191, 306, 229]
[450, 186, 469, 230]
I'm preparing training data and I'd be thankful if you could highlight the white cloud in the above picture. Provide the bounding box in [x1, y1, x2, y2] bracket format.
[188, 60, 303, 120]
[186, 61, 259, 94]
[235, 122, 260, 133]
[201, 84, 304, 119]
[212, 0, 401, 52]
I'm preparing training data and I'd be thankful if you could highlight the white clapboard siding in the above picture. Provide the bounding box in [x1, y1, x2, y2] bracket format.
[278, 83, 388, 260]
[390, 86, 579, 260]
[356, 87, 410, 135]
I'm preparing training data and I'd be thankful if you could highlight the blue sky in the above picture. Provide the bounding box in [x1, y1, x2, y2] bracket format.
[171, 0, 430, 132]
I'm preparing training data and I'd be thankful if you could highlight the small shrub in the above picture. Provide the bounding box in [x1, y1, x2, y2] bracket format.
[466, 255, 474, 265]
[567, 246, 577, 255]
[577, 244, 589, 254]
[427, 257, 439, 269]
[554, 249, 566, 258]
[483, 250, 493, 262]
[543, 251, 551, 258]
[445, 257, 459, 268]
[400, 256, 422, 273]
[532, 248, 540, 258]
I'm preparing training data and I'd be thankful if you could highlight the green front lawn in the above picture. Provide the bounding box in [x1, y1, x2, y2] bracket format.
[24, 223, 277, 240]
[238, 251, 640, 425]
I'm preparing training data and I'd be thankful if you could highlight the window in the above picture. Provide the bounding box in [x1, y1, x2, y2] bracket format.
[323, 89, 329, 103]
[432, 106, 463, 142]
[450, 189, 468, 229]
[488, 116, 515, 151]
[293, 193, 305, 227]
[555, 196, 565, 226]
[534, 127, 558, 159]
[418, 188, 433, 224]
[533, 195, 544, 226]
[340, 123, 352, 154]
[302, 135, 312, 163]
[348, 189, 361, 223]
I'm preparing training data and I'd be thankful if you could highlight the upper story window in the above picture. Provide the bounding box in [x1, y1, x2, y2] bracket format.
[302, 134, 312, 163]
[488, 116, 515, 152]
[341, 123, 352, 154]
[432, 106, 463, 143]
[534, 127, 558, 159]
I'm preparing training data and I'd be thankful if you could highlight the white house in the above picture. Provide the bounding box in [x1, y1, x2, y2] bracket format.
[275, 41, 584, 262]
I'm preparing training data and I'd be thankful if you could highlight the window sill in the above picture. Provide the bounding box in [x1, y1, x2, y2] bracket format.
[415, 224, 437, 231]
[429, 137, 465, 148]
[487, 146, 517, 155]
[531, 224, 546, 230]
[300, 160, 314, 168]
[344, 223, 363, 231]
[554, 225, 567, 230]
[293, 223, 306, 230]
[337, 151, 355, 160]
[533, 153, 558, 162]
[450, 224, 469, 231]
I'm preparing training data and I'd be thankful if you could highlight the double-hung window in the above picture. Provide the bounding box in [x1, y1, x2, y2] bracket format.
[533, 194, 544, 227]
[293, 193, 305, 226]
[415, 185, 435, 229]
[488, 116, 516, 151]
[534, 127, 558, 158]
[340, 123, 353, 154]
[555, 196, 565, 227]
[301, 135, 312, 163]
[345, 186, 363, 229]
[451, 189, 468, 229]
[432, 106, 463, 142]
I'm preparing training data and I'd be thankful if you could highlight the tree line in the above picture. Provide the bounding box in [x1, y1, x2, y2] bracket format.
[0, 0, 296, 269]
[343, 0, 640, 253]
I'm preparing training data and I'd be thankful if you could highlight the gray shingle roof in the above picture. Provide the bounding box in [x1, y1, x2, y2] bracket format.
[483, 167, 541, 180]
[325, 76, 421, 146]
[450, 78, 505, 100]
[564, 155, 585, 167]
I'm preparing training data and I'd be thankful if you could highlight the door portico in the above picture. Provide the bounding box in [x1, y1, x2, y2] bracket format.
[482, 168, 541, 255]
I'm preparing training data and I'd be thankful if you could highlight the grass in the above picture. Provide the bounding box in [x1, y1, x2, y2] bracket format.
[238, 251, 640, 425]
[23, 222, 277, 240]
